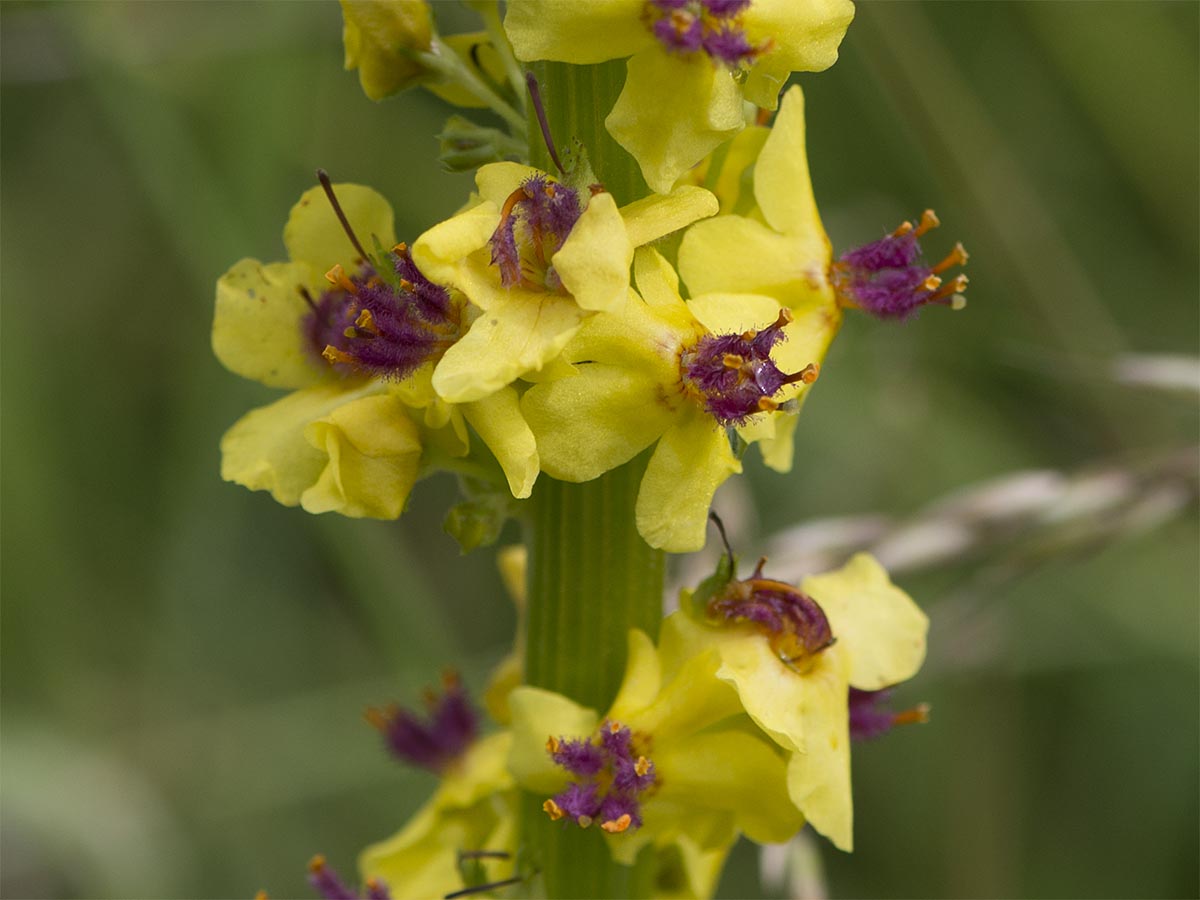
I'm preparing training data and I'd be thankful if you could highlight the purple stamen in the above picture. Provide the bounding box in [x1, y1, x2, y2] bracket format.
[367, 674, 479, 774]
[833, 212, 969, 320]
[680, 310, 814, 426]
[707, 558, 835, 667]
[643, 0, 766, 67]
[545, 721, 656, 834]
[301, 249, 459, 380]
[308, 856, 391, 900]
[487, 176, 583, 291]
[849, 688, 931, 741]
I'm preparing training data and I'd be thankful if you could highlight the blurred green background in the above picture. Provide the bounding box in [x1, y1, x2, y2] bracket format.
[2, 2, 1197, 898]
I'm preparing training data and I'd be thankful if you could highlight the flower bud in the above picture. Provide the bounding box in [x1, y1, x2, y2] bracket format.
[340, 0, 434, 101]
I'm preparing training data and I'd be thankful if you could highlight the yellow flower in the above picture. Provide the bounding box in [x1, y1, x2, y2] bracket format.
[679, 85, 967, 324]
[504, 0, 854, 193]
[214, 182, 540, 517]
[360, 732, 519, 900]
[413, 162, 718, 404]
[670, 552, 928, 850]
[521, 247, 826, 552]
[341, 0, 434, 101]
[508, 629, 802, 893]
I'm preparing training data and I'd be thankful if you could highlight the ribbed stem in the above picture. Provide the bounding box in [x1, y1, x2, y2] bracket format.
[520, 60, 663, 899]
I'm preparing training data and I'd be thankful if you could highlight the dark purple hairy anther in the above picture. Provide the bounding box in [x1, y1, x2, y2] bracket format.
[487, 175, 583, 291]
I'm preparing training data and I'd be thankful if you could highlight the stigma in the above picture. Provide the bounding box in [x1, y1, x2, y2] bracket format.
[642, 0, 769, 68]
[832, 210, 969, 320]
[543, 720, 657, 834]
[680, 308, 819, 426]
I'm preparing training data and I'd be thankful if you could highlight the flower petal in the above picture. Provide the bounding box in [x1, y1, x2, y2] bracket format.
[433, 294, 586, 403]
[742, 0, 855, 108]
[283, 183, 396, 273]
[475, 161, 542, 209]
[686, 292, 781, 336]
[679, 214, 829, 306]
[801, 554, 929, 690]
[620, 185, 719, 248]
[507, 686, 599, 793]
[655, 730, 804, 846]
[411, 202, 499, 302]
[785, 651, 853, 852]
[463, 386, 540, 499]
[608, 629, 663, 720]
[212, 259, 329, 389]
[521, 360, 673, 482]
[554, 192, 633, 313]
[220, 383, 383, 508]
[503, 0, 648, 64]
[607, 50, 744, 194]
[301, 392, 423, 518]
[636, 411, 742, 552]
[754, 86, 826, 242]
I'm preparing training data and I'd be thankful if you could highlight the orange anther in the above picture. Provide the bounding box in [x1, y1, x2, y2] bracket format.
[322, 346, 355, 366]
[913, 209, 940, 237]
[757, 396, 779, 412]
[543, 799, 565, 821]
[635, 756, 652, 777]
[355, 308, 379, 334]
[601, 814, 633, 834]
[922, 275, 943, 292]
[931, 242, 969, 274]
[324, 264, 358, 295]
[892, 702, 932, 727]
[546, 735, 561, 754]
[723, 353, 746, 370]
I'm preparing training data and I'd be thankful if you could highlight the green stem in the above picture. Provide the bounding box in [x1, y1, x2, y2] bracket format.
[422, 37, 527, 132]
[520, 60, 662, 899]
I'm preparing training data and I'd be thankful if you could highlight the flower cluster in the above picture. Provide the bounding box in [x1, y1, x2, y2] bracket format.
[218, 2, 965, 897]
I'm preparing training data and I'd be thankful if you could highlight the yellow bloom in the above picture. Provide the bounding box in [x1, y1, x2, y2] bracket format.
[360, 732, 519, 900]
[504, 0, 854, 193]
[341, 0, 434, 101]
[214, 182, 540, 517]
[508, 629, 802, 893]
[671, 552, 928, 851]
[521, 247, 826, 551]
[413, 162, 718, 404]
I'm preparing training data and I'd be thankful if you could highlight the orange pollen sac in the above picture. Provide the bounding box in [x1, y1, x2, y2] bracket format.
[322, 346, 355, 366]
[546, 735, 561, 754]
[601, 814, 633, 834]
[635, 756, 652, 777]
[543, 798, 565, 821]
[324, 264, 358, 295]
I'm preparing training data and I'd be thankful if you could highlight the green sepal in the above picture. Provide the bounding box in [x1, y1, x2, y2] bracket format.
[369, 235, 403, 290]
[443, 475, 516, 554]
[438, 114, 526, 173]
[681, 548, 737, 622]
[559, 137, 598, 196]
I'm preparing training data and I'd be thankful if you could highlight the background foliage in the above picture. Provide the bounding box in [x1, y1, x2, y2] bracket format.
[2, 2, 1196, 898]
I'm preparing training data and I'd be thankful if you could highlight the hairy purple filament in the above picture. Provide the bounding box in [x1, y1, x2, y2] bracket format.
[680, 308, 817, 426]
[849, 688, 931, 741]
[832, 210, 969, 320]
[488, 174, 583, 290]
[307, 855, 391, 900]
[708, 557, 835, 667]
[643, 0, 766, 68]
[366, 673, 479, 774]
[302, 245, 459, 379]
[544, 721, 657, 833]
